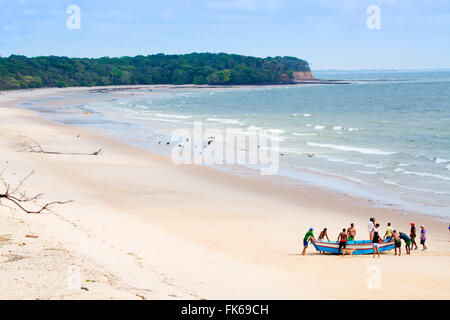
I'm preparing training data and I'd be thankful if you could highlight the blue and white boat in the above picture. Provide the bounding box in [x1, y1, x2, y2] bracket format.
[311, 239, 395, 255]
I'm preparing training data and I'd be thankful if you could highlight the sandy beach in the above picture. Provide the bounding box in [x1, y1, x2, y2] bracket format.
[0, 87, 449, 300]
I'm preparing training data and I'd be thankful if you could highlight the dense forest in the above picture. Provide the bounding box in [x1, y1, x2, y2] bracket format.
[0, 53, 310, 90]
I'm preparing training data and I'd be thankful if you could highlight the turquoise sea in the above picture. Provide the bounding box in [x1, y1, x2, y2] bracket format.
[26, 70, 450, 218]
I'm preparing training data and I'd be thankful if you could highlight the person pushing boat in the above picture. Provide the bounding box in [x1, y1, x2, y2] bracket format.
[390, 230, 402, 256]
[384, 222, 393, 239]
[372, 231, 382, 258]
[302, 228, 316, 255]
[318, 228, 330, 241]
[399, 231, 411, 254]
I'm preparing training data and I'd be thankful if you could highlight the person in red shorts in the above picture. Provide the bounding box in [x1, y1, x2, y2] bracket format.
[337, 228, 348, 255]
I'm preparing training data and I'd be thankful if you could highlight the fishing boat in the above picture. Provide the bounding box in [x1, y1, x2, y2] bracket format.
[311, 239, 395, 255]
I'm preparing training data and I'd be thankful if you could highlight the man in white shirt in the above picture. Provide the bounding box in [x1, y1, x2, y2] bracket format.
[368, 217, 375, 241]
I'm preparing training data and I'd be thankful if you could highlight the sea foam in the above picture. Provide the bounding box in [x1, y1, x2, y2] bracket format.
[307, 142, 397, 155]
[381, 178, 450, 195]
[435, 158, 450, 164]
[155, 113, 192, 119]
[291, 113, 311, 117]
[206, 118, 245, 125]
[401, 170, 450, 181]
[292, 132, 317, 136]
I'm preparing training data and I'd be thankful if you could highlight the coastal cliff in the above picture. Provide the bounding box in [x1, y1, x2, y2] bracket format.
[293, 71, 315, 80]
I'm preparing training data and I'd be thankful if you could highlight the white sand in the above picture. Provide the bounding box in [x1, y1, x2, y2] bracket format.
[0, 87, 449, 300]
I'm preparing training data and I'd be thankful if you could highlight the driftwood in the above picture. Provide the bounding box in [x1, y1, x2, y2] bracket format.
[0, 171, 72, 214]
[0, 234, 13, 242]
[12, 136, 102, 156]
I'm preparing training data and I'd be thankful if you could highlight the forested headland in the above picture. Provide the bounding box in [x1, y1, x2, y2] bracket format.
[0, 53, 311, 90]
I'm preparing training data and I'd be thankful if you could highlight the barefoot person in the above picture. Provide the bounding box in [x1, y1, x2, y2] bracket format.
[372, 231, 381, 258]
[399, 231, 412, 254]
[302, 228, 316, 255]
[384, 222, 393, 239]
[420, 225, 427, 250]
[337, 228, 348, 255]
[410, 223, 418, 250]
[391, 230, 402, 256]
[347, 223, 356, 241]
[317, 228, 329, 253]
[318, 228, 330, 241]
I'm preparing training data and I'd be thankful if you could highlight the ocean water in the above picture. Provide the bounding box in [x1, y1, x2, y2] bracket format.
[26, 70, 450, 218]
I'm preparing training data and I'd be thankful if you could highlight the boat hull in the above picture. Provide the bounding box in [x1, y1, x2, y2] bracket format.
[311, 239, 395, 255]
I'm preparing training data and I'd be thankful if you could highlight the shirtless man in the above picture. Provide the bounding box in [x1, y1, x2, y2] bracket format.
[347, 223, 356, 241]
[318, 228, 330, 241]
[337, 228, 348, 255]
[391, 230, 402, 256]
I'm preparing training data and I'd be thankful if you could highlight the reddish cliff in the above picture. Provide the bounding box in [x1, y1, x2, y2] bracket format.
[293, 71, 315, 80]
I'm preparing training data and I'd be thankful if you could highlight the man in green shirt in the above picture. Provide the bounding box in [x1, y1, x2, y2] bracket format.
[302, 228, 316, 255]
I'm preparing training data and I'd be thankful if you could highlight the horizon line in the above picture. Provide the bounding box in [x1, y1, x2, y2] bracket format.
[313, 68, 450, 72]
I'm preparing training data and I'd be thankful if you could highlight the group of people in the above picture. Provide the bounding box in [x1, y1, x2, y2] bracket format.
[368, 218, 428, 256]
[302, 218, 428, 257]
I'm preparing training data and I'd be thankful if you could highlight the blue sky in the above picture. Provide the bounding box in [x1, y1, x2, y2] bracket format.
[1, 0, 449, 70]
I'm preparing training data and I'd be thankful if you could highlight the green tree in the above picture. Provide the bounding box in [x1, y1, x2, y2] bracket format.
[0, 53, 310, 90]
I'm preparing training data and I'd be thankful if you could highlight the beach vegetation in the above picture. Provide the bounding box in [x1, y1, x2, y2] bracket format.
[0, 53, 310, 90]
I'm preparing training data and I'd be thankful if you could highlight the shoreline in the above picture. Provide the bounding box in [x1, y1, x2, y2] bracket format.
[1, 87, 449, 299]
[0, 77, 351, 96]
[16, 85, 448, 220]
